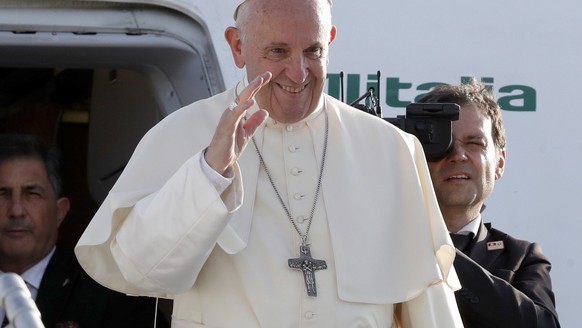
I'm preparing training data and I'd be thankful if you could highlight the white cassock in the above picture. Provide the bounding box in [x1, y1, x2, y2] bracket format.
[75, 80, 463, 327]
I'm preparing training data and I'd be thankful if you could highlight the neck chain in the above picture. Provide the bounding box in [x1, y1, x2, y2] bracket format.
[251, 109, 329, 297]
[251, 110, 328, 245]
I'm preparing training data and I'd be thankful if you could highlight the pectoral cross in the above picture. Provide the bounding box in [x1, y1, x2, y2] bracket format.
[288, 245, 327, 297]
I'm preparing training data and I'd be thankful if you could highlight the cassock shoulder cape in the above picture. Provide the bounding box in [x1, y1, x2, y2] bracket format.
[75, 86, 460, 304]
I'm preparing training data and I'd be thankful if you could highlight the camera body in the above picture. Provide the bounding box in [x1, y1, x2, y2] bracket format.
[384, 103, 460, 160]
[339, 71, 459, 161]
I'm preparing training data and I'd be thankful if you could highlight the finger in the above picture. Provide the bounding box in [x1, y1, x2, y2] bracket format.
[239, 72, 272, 103]
[231, 98, 254, 117]
[243, 109, 269, 136]
[236, 109, 269, 156]
[247, 72, 272, 100]
[227, 90, 257, 112]
[207, 99, 255, 175]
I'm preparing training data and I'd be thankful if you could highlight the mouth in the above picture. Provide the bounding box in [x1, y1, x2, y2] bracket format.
[446, 174, 470, 181]
[3, 227, 31, 237]
[279, 83, 307, 94]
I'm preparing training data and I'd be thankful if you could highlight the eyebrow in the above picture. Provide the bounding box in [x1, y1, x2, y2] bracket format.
[264, 41, 324, 49]
[24, 184, 46, 192]
[305, 42, 325, 49]
[464, 133, 486, 139]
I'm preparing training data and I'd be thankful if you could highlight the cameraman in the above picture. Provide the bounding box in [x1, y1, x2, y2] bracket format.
[418, 79, 560, 327]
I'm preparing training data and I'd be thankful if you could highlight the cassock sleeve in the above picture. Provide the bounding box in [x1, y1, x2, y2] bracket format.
[397, 280, 464, 327]
[76, 150, 244, 296]
[75, 94, 244, 296]
[111, 153, 243, 294]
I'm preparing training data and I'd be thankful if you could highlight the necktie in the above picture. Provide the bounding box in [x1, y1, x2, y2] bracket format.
[2, 316, 8, 327]
[450, 233, 473, 253]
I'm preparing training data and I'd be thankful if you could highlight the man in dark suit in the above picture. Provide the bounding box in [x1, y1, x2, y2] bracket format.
[0, 133, 169, 327]
[419, 79, 560, 327]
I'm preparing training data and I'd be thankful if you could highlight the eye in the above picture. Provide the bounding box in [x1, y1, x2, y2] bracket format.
[24, 186, 45, 198]
[265, 47, 289, 61]
[27, 191, 42, 198]
[271, 47, 286, 54]
[305, 46, 324, 59]
[465, 139, 487, 149]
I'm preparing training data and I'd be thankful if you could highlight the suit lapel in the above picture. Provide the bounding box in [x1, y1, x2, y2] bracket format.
[468, 221, 506, 269]
[35, 247, 78, 325]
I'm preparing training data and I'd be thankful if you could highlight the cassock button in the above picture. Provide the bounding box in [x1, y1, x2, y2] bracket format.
[286, 125, 294, 132]
[304, 311, 317, 319]
[291, 167, 303, 176]
[288, 145, 300, 152]
[294, 193, 305, 200]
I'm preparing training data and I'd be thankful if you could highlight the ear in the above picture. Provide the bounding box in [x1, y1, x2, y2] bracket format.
[329, 25, 337, 44]
[56, 197, 70, 228]
[495, 148, 506, 180]
[225, 26, 245, 68]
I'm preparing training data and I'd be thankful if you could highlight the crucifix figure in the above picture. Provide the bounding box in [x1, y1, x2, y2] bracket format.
[288, 245, 327, 297]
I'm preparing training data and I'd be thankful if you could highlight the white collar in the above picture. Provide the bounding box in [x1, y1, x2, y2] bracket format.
[21, 246, 55, 291]
[456, 215, 482, 237]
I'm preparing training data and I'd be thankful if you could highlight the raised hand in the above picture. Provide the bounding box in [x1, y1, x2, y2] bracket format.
[205, 72, 272, 176]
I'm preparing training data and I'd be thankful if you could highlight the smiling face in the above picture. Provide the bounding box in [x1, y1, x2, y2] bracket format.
[226, 0, 336, 123]
[0, 158, 69, 274]
[428, 104, 505, 222]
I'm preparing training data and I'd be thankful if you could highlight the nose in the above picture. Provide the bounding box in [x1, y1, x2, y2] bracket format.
[8, 198, 26, 219]
[446, 141, 468, 163]
[286, 54, 308, 84]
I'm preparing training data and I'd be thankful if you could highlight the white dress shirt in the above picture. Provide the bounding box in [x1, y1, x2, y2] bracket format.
[0, 247, 54, 322]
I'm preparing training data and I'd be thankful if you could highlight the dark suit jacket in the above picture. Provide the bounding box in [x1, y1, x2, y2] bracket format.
[454, 221, 560, 327]
[35, 246, 170, 328]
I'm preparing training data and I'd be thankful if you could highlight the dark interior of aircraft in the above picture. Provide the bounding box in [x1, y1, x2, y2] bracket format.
[0, 2, 230, 323]
[0, 61, 203, 322]
[0, 67, 96, 249]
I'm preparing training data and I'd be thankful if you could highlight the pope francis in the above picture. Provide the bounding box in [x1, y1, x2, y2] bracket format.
[75, 0, 464, 327]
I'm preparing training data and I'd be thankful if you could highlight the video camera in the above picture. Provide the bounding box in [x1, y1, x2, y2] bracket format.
[340, 71, 460, 161]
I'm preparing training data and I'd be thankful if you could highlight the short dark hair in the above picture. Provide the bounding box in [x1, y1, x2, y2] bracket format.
[0, 133, 63, 197]
[418, 77, 506, 150]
